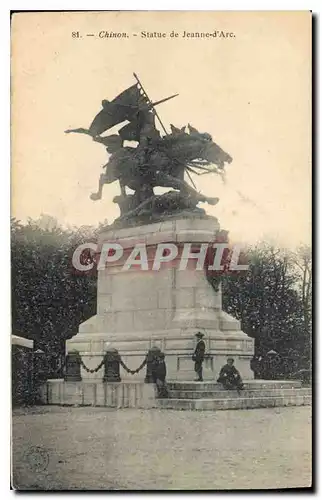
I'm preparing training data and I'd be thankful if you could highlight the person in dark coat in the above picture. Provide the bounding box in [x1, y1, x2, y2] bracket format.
[153, 352, 168, 398]
[250, 355, 263, 379]
[217, 358, 244, 392]
[262, 350, 281, 380]
[192, 332, 206, 381]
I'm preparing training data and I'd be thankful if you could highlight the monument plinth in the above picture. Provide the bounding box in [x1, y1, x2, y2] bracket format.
[67, 216, 254, 381]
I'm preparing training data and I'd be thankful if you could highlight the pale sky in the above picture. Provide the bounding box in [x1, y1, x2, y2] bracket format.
[11, 11, 311, 247]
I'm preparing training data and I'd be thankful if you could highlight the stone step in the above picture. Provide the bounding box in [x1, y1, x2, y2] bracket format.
[158, 394, 312, 411]
[166, 380, 302, 391]
[168, 388, 311, 400]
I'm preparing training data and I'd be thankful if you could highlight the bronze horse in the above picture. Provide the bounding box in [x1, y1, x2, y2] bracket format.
[90, 125, 232, 209]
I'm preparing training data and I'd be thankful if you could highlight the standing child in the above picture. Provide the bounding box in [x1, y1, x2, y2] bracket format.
[154, 352, 168, 398]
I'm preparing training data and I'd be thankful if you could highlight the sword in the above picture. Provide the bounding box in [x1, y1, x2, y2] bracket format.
[151, 94, 179, 108]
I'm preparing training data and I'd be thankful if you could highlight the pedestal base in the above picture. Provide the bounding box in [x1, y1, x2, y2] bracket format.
[67, 326, 254, 381]
[67, 217, 254, 381]
[40, 379, 311, 411]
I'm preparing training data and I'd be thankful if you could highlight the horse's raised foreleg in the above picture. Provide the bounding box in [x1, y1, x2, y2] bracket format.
[90, 174, 106, 201]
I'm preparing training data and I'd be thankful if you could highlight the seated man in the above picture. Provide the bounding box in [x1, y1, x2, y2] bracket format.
[217, 358, 244, 392]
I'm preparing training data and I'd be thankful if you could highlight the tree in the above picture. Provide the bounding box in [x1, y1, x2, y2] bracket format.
[291, 245, 312, 363]
[11, 217, 98, 370]
[215, 243, 311, 371]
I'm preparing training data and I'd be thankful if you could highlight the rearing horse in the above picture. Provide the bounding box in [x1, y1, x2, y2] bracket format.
[90, 125, 232, 207]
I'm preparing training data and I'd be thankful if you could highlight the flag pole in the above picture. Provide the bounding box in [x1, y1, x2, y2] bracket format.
[133, 73, 196, 190]
[133, 72, 170, 136]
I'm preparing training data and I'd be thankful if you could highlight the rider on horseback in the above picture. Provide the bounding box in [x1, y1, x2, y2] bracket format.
[65, 74, 233, 220]
[135, 109, 161, 171]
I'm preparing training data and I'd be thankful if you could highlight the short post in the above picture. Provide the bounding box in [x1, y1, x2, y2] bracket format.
[64, 350, 82, 382]
[145, 346, 161, 383]
[103, 348, 121, 382]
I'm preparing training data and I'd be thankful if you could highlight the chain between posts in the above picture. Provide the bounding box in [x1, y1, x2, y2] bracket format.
[80, 354, 148, 375]
[80, 358, 105, 374]
[127, 357, 147, 374]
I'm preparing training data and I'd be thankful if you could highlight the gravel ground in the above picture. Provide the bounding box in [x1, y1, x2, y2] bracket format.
[12, 405, 312, 491]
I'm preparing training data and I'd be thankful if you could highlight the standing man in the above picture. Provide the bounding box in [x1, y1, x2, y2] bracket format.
[192, 332, 206, 381]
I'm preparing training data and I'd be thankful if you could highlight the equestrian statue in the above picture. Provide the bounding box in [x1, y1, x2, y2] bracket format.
[65, 73, 233, 225]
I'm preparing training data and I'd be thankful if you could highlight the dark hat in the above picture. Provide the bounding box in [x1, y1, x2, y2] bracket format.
[195, 332, 204, 338]
[227, 357, 234, 362]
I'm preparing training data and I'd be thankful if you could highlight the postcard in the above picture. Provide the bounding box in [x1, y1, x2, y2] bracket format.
[11, 11, 312, 490]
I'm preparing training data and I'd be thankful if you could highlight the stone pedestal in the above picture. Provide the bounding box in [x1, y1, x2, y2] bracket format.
[67, 217, 254, 381]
